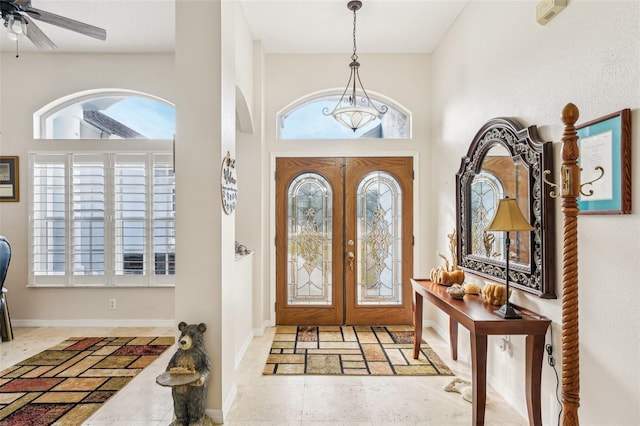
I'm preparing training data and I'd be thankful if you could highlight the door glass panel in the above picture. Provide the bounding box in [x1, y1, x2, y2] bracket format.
[287, 173, 333, 305]
[356, 172, 402, 305]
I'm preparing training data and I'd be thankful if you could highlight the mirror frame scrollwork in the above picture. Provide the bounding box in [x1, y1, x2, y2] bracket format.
[456, 117, 556, 298]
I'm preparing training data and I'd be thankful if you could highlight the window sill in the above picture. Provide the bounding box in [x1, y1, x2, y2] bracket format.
[27, 284, 175, 289]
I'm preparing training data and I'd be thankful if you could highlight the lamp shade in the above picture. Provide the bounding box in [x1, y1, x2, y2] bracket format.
[485, 197, 534, 232]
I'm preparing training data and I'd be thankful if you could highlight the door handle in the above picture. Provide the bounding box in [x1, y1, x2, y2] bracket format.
[347, 251, 355, 271]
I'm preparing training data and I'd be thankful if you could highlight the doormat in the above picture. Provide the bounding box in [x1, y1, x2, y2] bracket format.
[0, 336, 174, 426]
[263, 325, 453, 376]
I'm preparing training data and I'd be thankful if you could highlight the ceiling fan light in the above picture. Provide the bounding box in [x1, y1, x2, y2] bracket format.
[7, 31, 17, 41]
[11, 19, 23, 35]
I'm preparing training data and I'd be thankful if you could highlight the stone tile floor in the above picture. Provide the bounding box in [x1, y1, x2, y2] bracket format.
[0, 326, 527, 425]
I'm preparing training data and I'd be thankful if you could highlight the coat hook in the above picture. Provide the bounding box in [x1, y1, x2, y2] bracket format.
[579, 166, 605, 196]
[542, 170, 560, 199]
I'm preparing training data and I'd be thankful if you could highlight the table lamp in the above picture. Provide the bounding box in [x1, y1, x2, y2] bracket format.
[485, 197, 534, 319]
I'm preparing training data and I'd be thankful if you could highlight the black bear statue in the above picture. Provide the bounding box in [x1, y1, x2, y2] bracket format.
[164, 322, 212, 426]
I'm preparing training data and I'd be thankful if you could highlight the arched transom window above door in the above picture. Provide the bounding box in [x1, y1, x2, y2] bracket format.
[34, 89, 175, 140]
[277, 90, 411, 139]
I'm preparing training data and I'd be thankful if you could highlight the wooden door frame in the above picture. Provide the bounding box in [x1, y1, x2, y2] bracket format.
[269, 153, 420, 325]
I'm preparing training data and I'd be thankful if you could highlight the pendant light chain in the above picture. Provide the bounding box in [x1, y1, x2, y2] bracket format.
[351, 6, 358, 62]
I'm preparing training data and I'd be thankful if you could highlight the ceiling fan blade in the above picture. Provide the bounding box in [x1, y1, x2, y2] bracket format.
[22, 14, 57, 50]
[24, 7, 106, 41]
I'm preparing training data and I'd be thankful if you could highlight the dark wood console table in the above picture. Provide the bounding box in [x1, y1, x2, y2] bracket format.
[411, 278, 550, 426]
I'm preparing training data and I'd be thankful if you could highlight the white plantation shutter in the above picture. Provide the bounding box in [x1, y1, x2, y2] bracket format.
[32, 155, 67, 284]
[71, 154, 106, 285]
[29, 152, 175, 287]
[153, 154, 176, 278]
[114, 154, 147, 283]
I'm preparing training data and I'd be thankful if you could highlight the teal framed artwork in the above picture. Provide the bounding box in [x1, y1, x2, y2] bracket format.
[577, 109, 631, 214]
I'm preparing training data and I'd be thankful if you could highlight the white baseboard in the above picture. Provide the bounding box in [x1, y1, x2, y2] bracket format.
[222, 383, 238, 421]
[204, 382, 237, 424]
[235, 332, 254, 369]
[252, 320, 269, 337]
[11, 319, 176, 328]
[205, 409, 223, 424]
[424, 319, 446, 339]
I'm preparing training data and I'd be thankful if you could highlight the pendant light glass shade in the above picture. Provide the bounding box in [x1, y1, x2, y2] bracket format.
[332, 105, 379, 130]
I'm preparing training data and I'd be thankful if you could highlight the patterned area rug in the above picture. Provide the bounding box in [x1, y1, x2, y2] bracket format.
[0, 336, 174, 425]
[264, 325, 453, 376]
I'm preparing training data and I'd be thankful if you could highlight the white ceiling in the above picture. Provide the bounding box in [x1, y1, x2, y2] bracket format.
[0, 0, 468, 54]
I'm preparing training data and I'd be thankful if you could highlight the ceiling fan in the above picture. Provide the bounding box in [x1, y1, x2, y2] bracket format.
[0, 0, 106, 50]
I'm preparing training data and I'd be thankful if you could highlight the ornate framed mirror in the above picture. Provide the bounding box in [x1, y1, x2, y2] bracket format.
[456, 118, 556, 298]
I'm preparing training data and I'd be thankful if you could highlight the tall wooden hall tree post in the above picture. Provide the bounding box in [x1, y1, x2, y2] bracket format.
[559, 103, 581, 425]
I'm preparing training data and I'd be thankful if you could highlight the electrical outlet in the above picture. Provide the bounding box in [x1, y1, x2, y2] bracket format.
[546, 344, 556, 366]
[109, 298, 117, 310]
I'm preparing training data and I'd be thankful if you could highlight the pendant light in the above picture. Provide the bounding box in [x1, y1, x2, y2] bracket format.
[323, 1, 387, 132]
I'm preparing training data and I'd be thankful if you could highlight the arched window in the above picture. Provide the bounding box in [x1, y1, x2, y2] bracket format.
[34, 89, 175, 140]
[29, 89, 175, 288]
[277, 90, 410, 139]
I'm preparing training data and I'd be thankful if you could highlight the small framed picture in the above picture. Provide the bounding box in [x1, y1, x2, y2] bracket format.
[0, 156, 19, 202]
[577, 109, 631, 214]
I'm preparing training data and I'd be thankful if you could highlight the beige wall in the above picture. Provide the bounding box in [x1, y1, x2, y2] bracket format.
[0, 53, 175, 325]
[431, 1, 639, 424]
